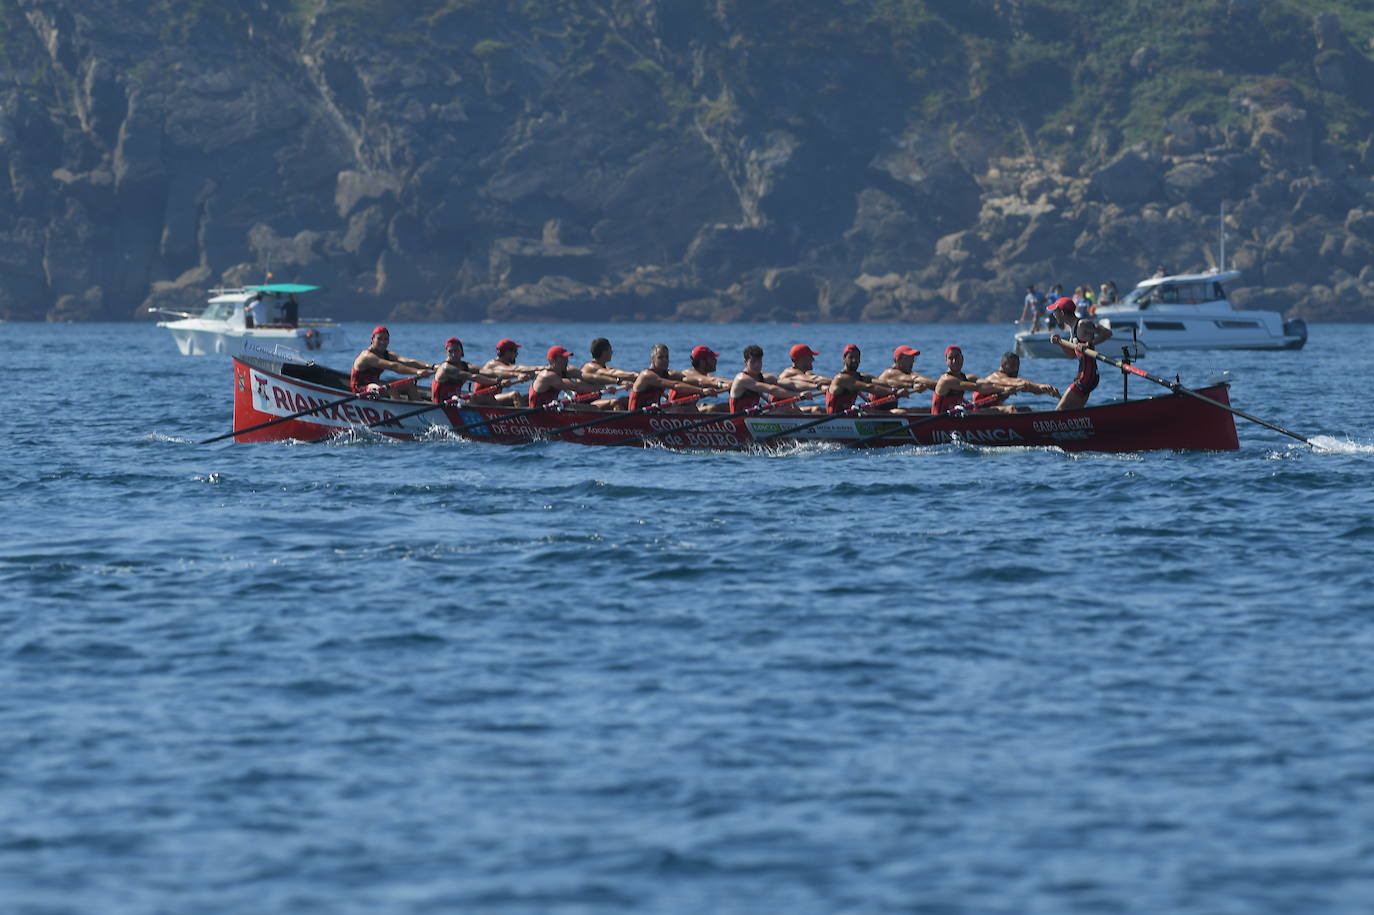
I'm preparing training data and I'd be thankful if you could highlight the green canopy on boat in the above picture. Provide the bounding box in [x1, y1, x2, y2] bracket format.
[246, 283, 320, 294]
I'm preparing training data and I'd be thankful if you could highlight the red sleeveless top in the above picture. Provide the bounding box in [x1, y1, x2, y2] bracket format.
[826, 389, 858, 414]
[628, 387, 664, 411]
[351, 365, 382, 393]
[528, 383, 559, 409]
[932, 389, 968, 414]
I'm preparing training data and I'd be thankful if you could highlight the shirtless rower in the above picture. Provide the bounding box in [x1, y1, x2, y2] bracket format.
[629, 343, 711, 412]
[729, 345, 817, 414]
[874, 345, 935, 413]
[578, 338, 635, 410]
[528, 345, 605, 409]
[351, 325, 433, 402]
[478, 338, 541, 407]
[672, 345, 734, 413]
[1049, 319, 1108, 411]
[968, 352, 1060, 413]
[930, 345, 1015, 414]
[431, 337, 505, 404]
[778, 344, 832, 389]
[827, 344, 901, 414]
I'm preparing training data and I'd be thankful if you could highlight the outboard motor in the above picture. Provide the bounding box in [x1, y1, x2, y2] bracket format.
[1282, 318, 1308, 349]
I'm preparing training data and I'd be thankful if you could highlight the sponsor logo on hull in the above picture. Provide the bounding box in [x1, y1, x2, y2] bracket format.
[254, 376, 400, 428]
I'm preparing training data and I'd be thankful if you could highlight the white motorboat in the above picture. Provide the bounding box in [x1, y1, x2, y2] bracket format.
[1014, 270, 1306, 358]
[151, 283, 347, 356]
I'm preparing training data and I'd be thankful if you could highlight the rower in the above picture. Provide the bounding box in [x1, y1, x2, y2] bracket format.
[930, 345, 1012, 414]
[528, 345, 604, 409]
[1049, 320, 1108, 410]
[578, 338, 634, 410]
[629, 344, 710, 411]
[351, 325, 433, 402]
[968, 352, 1060, 413]
[674, 345, 734, 413]
[431, 337, 505, 404]
[730, 344, 815, 413]
[827, 344, 900, 414]
[874, 345, 935, 412]
[778, 344, 832, 389]
[477, 338, 541, 407]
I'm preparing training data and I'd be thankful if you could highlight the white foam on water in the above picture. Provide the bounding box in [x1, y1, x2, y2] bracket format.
[1306, 435, 1374, 455]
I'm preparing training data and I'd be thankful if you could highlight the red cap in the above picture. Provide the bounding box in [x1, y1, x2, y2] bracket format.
[690, 345, 720, 362]
[789, 344, 820, 361]
[496, 338, 521, 352]
[371, 325, 388, 337]
[546, 344, 573, 361]
[893, 345, 920, 359]
[445, 337, 461, 348]
[945, 344, 962, 356]
[842, 344, 860, 355]
[1049, 296, 1076, 312]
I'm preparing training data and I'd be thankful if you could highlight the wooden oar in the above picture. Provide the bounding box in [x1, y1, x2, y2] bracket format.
[201, 374, 423, 444]
[750, 389, 910, 444]
[551, 386, 727, 436]
[447, 383, 626, 436]
[609, 388, 825, 447]
[1078, 344, 1313, 446]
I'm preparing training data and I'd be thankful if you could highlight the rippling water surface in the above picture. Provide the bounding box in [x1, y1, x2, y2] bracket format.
[4, 321, 1374, 913]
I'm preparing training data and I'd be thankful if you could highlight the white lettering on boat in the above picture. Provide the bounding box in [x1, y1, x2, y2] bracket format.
[1032, 417, 1094, 433]
[931, 427, 1025, 444]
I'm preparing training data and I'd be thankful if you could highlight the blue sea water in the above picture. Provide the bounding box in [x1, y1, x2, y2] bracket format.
[3, 320, 1374, 914]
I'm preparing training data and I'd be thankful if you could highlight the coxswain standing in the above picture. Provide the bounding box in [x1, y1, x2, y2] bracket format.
[528, 346, 605, 409]
[873, 345, 935, 414]
[729, 345, 815, 413]
[478, 338, 542, 407]
[930, 345, 1013, 414]
[629, 344, 711, 412]
[431, 337, 505, 404]
[1050, 319, 1109, 411]
[827, 344, 900, 414]
[968, 352, 1059, 413]
[351, 325, 433, 402]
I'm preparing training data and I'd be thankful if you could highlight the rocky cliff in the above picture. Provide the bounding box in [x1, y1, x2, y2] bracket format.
[2, 0, 1373, 324]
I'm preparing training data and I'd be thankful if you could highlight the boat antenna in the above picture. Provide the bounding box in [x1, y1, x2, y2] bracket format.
[1218, 202, 1226, 272]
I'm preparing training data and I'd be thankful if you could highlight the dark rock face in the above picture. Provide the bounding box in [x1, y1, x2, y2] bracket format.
[0, 1, 1372, 325]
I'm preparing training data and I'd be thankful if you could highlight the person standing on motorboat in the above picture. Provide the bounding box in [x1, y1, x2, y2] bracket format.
[1098, 280, 1118, 306]
[1049, 319, 1110, 411]
[351, 325, 434, 401]
[1020, 285, 1047, 331]
[243, 294, 260, 329]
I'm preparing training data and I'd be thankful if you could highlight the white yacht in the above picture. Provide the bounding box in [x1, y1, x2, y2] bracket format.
[151, 283, 346, 356]
[1013, 270, 1306, 358]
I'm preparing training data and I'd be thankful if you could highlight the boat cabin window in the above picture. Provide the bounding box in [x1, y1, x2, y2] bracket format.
[1144, 320, 1187, 331]
[1215, 320, 1259, 328]
[1126, 281, 1225, 307]
[1108, 320, 1138, 331]
[201, 301, 235, 321]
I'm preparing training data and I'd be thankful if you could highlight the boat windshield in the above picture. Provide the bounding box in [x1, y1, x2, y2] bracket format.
[200, 301, 236, 321]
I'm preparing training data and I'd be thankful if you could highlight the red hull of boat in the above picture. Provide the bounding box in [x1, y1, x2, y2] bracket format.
[229, 356, 1240, 452]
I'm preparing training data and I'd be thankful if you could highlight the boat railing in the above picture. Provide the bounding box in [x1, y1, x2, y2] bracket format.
[243, 340, 310, 364]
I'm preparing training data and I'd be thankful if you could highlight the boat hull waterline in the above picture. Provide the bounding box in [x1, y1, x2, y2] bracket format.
[229, 356, 1240, 452]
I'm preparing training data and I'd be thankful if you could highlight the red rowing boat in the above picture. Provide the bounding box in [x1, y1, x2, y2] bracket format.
[227, 354, 1240, 452]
